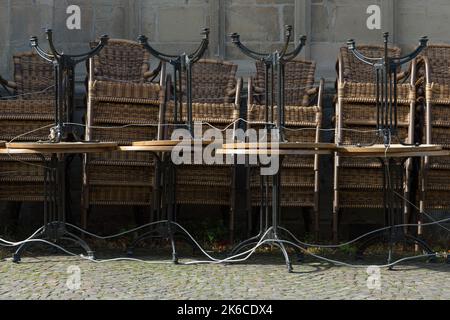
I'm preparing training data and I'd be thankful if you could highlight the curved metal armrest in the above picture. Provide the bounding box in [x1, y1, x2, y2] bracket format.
[393, 36, 428, 66]
[230, 33, 269, 61]
[283, 35, 307, 62]
[144, 61, 163, 82]
[347, 39, 382, 67]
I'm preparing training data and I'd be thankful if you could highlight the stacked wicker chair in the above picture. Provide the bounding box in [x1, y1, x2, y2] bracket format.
[418, 44, 450, 237]
[334, 45, 418, 242]
[0, 51, 55, 204]
[164, 59, 242, 242]
[82, 39, 165, 229]
[247, 60, 324, 239]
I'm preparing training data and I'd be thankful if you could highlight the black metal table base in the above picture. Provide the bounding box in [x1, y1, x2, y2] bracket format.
[12, 153, 94, 263]
[230, 166, 306, 273]
[13, 222, 94, 263]
[231, 226, 305, 273]
[126, 221, 199, 264]
[355, 230, 435, 266]
[126, 150, 198, 264]
[355, 157, 435, 268]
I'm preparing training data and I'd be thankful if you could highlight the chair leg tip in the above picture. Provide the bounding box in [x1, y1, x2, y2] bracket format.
[287, 263, 293, 273]
[12, 254, 21, 263]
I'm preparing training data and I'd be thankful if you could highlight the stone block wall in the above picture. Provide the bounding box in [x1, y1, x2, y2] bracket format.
[2, 1, 450, 82]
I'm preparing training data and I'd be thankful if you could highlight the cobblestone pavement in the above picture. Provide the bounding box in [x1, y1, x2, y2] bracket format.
[0, 251, 448, 300]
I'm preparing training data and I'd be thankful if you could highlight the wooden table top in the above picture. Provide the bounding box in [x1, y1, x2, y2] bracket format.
[132, 140, 215, 147]
[124, 140, 218, 152]
[217, 149, 333, 156]
[221, 142, 337, 150]
[218, 142, 335, 156]
[337, 144, 450, 158]
[0, 142, 118, 154]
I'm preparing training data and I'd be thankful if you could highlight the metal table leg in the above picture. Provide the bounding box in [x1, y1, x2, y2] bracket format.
[230, 157, 306, 273]
[356, 157, 434, 266]
[126, 152, 197, 262]
[13, 153, 94, 263]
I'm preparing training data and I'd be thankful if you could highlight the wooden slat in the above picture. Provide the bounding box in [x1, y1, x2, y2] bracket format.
[217, 149, 332, 156]
[132, 140, 214, 147]
[338, 150, 450, 158]
[222, 142, 336, 150]
[337, 144, 443, 155]
[4, 142, 118, 154]
[120, 146, 175, 152]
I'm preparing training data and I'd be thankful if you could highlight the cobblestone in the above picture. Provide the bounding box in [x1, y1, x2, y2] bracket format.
[0, 253, 448, 300]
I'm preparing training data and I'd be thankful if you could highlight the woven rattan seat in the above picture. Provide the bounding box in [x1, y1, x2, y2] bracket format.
[334, 45, 418, 242]
[246, 59, 323, 239]
[82, 38, 165, 228]
[165, 102, 239, 124]
[0, 51, 55, 202]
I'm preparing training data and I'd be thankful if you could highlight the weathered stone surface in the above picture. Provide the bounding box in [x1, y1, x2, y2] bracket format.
[0, 254, 448, 300]
[159, 6, 209, 42]
[1, 0, 450, 81]
[0, 0, 10, 77]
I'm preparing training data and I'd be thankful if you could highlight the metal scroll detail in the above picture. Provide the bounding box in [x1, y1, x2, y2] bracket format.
[138, 29, 210, 137]
[230, 25, 307, 142]
[31, 29, 109, 143]
[347, 32, 428, 146]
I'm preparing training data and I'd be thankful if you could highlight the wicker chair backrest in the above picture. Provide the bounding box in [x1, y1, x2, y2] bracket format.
[12, 51, 55, 100]
[422, 44, 450, 85]
[185, 59, 238, 104]
[254, 59, 316, 106]
[340, 45, 401, 83]
[90, 39, 151, 82]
